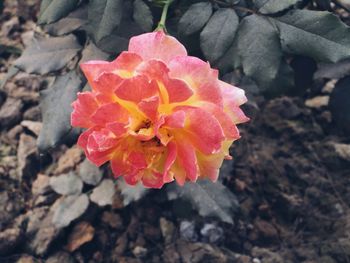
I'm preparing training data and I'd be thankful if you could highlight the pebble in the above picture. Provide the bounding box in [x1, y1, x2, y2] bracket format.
[180, 220, 198, 242]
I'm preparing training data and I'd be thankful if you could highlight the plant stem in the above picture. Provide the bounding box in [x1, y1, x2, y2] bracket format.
[155, 0, 173, 32]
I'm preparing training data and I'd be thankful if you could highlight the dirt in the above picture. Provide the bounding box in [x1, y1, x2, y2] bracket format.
[0, 1, 349, 263]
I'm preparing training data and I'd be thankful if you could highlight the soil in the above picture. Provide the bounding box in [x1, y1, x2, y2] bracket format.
[0, 1, 349, 263]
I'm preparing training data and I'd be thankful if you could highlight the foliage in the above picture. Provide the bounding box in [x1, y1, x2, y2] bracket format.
[7, 0, 350, 224]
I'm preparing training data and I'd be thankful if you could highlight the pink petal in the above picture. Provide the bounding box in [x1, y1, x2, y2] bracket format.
[219, 80, 247, 106]
[71, 92, 98, 128]
[138, 96, 159, 121]
[177, 107, 225, 154]
[93, 72, 123, 95]
[129, 31, 187, 63]
[115, 75, 158, 103]
[142, 171, 164, 189]
[168, 56, 222, 105]
[91, 103, 129, 126]
[163, 110, 186, 128]
[175, 140, 198, 182]
[162, 141, 177, 183]
[113, 51, 143, 74]
[106, 122, 127, 137]
[80, 61, 111, 85]
[166, 78, 193, 103]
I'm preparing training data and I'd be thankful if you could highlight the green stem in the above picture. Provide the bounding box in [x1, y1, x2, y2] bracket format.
[155, 0, 173, 32]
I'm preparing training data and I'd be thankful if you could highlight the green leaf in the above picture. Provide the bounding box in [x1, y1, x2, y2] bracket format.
[236, 14, 282, 90]
[14, 35, 82, 75]
[38, 0, 79, 25]
[178, 2, 212, 36]
[37, 71, 84, 151]
[200, 8, 238, 63]
[253, 0, 300, 14]
[87, 0, 123, 43]
[133, 0, 153, 32]
[273, 10, 350, 63]
[167, 180, 239, 224]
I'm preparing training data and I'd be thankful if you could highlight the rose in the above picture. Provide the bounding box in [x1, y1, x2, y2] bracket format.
[71, 30, 248, 188]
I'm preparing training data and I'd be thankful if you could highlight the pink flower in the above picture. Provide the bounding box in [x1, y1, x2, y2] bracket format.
[71, 31, 248, 188]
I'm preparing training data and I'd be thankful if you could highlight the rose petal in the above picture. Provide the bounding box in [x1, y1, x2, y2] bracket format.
[175, 140, 198, 182]
[115, 75, 158, 103]
[71, 92, 98, 128]
[91, 102, 129, 125]
[129, 31, 187, 63]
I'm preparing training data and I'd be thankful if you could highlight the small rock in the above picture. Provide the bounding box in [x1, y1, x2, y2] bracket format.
[132, 246, 148, 258]
[17, 134, 38, 180]
[101, 211, 123, 229]
[54, 146, 83, 174]
[46, 251, 75, 263]
[200, 223, 224, 243]
[50, 172, 83, 195]
[160, 217, 175, 244]
[237, 255, 252, 263]
[32, 173, 51, 195]
[322, 79, 337, 94]
[66, 221, 95, 252]
[6, 125, 23, 144]
[16, 255, 37, 263]
[252, 258, 261, 263]
[23, 106, 41, 121]
[114, 233, 128, 256]
[305, 96, 329, 108]
[254, 219, 278, 241]
[0, 227, 23, 255]
[90, 179, 116, 206]
[21, 120, 42, 136]
[52, 194, 89, 228]
[252, 247, 283, 263]
[180, 221, 198, 242]
[79, 158, 103, 186]
[29, 206, 61, 255]
[332, 143, 350, 161]
[0, 97, 23, 129]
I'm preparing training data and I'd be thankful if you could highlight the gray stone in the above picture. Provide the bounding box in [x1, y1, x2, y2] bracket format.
[79, 158, 103, 186]
[180, 221, 198, 242]
[46, 251, 75, 263]
[90, 179, 116, 206]
[49, 172, 83, 195]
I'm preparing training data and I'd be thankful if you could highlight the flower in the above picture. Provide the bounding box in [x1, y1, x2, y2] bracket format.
[71, 31, 248, 188]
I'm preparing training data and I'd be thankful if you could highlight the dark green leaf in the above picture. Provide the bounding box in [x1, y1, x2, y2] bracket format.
[39, 0, 79, 25]
[178, 2, 212, 36]
[167, 180, 239, 224]
[52, 194, 89, 228]
[87, 0, 123, 43]
[133, 0, 153, 32]
[273, 10, 350, 63]
[265, 60, 295, 97]
[315, 0, 332, 10]
[200, 8, 239, 63]
[44, 5, 88, 36]
[236, 14, 282, 90]
[253, 0, 300, 14]
[14, 35, 82, 75]
[37, 71, 84, 151]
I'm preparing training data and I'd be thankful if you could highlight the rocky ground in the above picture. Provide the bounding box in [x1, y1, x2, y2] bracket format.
[0, 1, 350, 263]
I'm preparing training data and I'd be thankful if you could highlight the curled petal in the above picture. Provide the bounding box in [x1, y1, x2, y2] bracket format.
[113, 52, 143, 78]
[71, 92, 98, 128]
[138, 96, 159, 121]
[162, 141, 177, 183]
[129, 31, 187, 63]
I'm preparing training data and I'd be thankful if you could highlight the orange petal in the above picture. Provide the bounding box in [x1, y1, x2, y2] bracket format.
[142, 171, 164, 189]
[162, 141, 177, 183]
[71, 92, 98, 128]
[129, 31, 187, 64]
